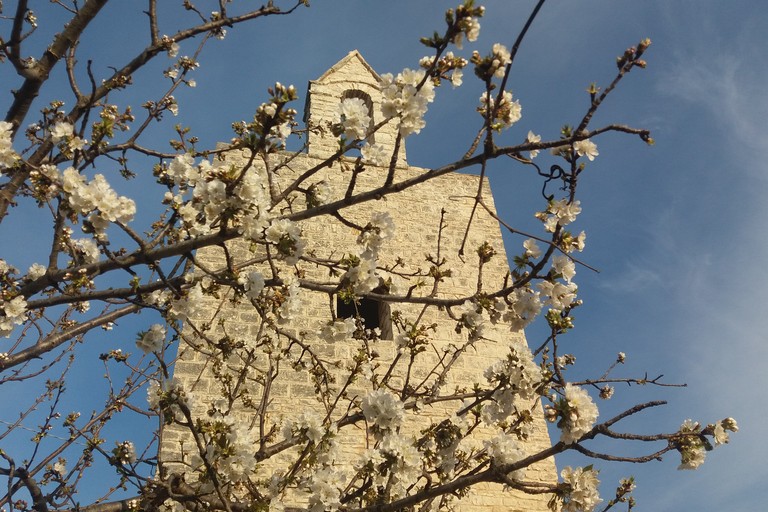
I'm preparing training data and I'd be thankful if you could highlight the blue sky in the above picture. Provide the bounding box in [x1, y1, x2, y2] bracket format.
[1, 1, 766, 510]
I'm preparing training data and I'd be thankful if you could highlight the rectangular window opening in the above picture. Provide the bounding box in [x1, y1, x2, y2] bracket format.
[336, 295, 392, 340]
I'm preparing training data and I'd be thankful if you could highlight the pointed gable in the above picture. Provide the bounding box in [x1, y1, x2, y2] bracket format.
[315, 50, 380, 84]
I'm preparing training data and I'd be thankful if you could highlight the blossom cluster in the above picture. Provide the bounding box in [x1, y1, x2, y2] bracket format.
[71, 237, 100, 264]
[266, 218, 306, 265]
[546, 383, 599, 444]
[136, 324, 166, 354]
[380, 69, 435, 137]
[484, 433, 526, 481]
[238, 270, 266, 301]
[188, 412, 259, 485]
[282, 411, 326, 445]
[0, 295, 27, 338]
[471, 43, 511, 80]
[457, 300, 486, 340]
[169, 282, 205, 324]
[560, 466, 602, 512]
[276, 276, 303, 323]
[362, 432, 421, 499]
[306, 466, 346, 512]
[50, 121, 87, 153]
[478, 90, 522, 130]
[33, 164, 136, 239]
[537, 198, 582, 235]
[112, 440, 137, 465]
[252, 82, 298, 149]
[0, 121, 19, 169]
[449, 3, 483, 49]
[165, 151, 311, 270]
[319, 317, 357, 343]
[147, 378, 193, 424]
[361, 388, 405, 432]
[481, 341, 544, 424]
[360, 142, 390, 166]
[165, 152, 273, 243]
[494, 288, 543, 331]
[418, 51, 467, 88]
[344, 212, 394, 294]
[674, 417, 737, 470]
[336, 97, 371, 140]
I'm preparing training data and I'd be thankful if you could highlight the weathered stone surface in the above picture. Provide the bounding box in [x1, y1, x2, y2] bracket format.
[166, 51, 556, 511]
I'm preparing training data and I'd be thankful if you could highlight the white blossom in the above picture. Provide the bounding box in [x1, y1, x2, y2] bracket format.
[319, 317, 356, 342]
[136, 324, 166, 354]
[552, 254, 576, 283]
[483, 342, 542, 401]
[51, 459, 67, 477]
[1, 296, 28, 338]
[450, 67, 463, 87]
[484, 434, 526, 481]
[560, 466, 602, 512]
[170, 283, 204, 323]
[0, 121, 19, 168]
[307, 466, 345, 512]
[677, 419, 706, 470]
[361, 142, 390, 166]
[27, 263, 46, 280]
[458, 300, 486, 340]
[166, 154, 199, 186]
[490, 43, 512, 78]
[526, 130, 541, 159]
[282, 411, 325, 444]
[523, 238, 541, 259]
[478, 90, 522, 129]
[344, 255, 380, 294]
[379, 68, 435, 136]
[454, 15, 481, 49]
[58, 168, 136, 233]
[359, 212, 394, 253]
[713, 417, 738, 446]
[265, 218, 305, 265]
[538, 280, 578, 311]
[0, 259, 13, 275]
[557, 384, 599, 444]
[376, 433, 421, 498]
[502, 287, 542, 331]
[573, 139, 599, 161]
[72, 238, 100, 264]
[238, 270, 265, 301]
[361, 389, 404, 431]
[113, 441, 137, 465]
[277, 276, 302, 323]
[550, 198, 582, 227]
[336, 97, 370, 140]
[50, 121, 74, 143]
[344, 212, 394, 293]
[167, 41, 180, 58]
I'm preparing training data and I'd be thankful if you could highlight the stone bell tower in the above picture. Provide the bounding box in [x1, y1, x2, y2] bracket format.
[166, 51, 556, 511]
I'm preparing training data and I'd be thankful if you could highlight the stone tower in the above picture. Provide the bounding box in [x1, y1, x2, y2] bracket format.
[165, 51, 556, 511]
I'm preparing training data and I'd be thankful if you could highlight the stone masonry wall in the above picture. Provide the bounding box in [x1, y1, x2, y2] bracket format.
[164, 51, 557, 512]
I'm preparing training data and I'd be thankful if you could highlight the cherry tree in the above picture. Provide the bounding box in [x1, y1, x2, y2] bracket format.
[0, 1, 736, 512]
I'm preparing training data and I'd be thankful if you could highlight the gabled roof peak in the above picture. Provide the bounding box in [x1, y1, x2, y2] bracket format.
[314, 50, 380, 83]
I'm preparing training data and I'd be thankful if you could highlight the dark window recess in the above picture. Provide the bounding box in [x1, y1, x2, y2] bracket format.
[336, 296, 392, 340]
